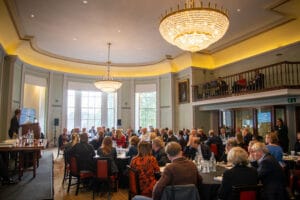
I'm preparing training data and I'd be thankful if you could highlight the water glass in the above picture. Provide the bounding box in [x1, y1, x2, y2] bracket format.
[291, 150, 295, 156]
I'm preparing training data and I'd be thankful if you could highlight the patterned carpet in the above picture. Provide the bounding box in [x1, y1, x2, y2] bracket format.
[0, 151, 53, 200]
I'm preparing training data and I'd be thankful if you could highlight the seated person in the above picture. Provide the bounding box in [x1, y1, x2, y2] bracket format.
[215, 77, 228, 95]
[294, 132, 300, 153]
[236, 132, 247, 151]
[113, 129, 126, 147]
[97, 137, 119, 174]
[266, 132, 284, 166]
[166, 129, 178, 143]
[206, 130, 223, 160]
[69, 132, 95, 172]
[88, 126, 97, 138]
[232, 74, 247, 93]
[218, 147, 258, 200]
[185, 129, 199, 158]
[89, 130, 104, 150]
[197, 128, 207, 142]
[242, 128, 252, 146]
[64, 133, 80, 164]
[58, 128, 69, 150]
[193, 138, 211, 160]
[249, 142, 287, 200]
[130, 141, 160, 198]
[254, 70, 264, 89]
[219, 137, 238, 163]
[248, 70, 264, 90]
[152, 137, 169, 166]
[178, 130, 187, 151]
[152, 142, 202, 200]
[126, 136, 139, 161]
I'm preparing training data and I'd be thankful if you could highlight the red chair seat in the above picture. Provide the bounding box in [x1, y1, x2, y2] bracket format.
[80, 171, 94, 179]
[240, 191, 256, 200]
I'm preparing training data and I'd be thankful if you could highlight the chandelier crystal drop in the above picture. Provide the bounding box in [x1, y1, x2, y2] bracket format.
[94, 43, 122, 93]
[159, 0, 229, 52]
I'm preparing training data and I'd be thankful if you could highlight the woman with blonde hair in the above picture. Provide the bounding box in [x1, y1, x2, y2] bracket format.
[97, 137, 119, 173]
[113, 129, 126, 147]
[218, 147, 258, 200]
[64, 133, 80, 163]
[130, 141, 160, 197]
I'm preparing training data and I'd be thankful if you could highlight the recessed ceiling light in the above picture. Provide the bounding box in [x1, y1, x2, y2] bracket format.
[82, 0, 88, 4]
[73, 37, 77, 41]
[237, 8, 241, 12]
[117, 30, 121, 33]
[30, 14, 35, 18]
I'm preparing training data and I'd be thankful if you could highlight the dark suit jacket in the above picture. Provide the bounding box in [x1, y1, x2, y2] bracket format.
[126, 145, 138, 161]
[8, 116, 20, 138]
[218, 165, 258, 200]
[256, 153, 286, 200]
[152, 148, 169, 166]
[153, 157, 202, 200]
[70, 142, 95, 172]
[274, 125, 289, 153]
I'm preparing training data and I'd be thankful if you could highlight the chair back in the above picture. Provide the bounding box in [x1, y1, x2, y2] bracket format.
[210, 143, 218, 156]
[232, 184, 262, 200]
[69, 156, 79, 176]
[127, 165, 140, 197]
[96, 157, 111, 179]
[161, 184, 200, 200]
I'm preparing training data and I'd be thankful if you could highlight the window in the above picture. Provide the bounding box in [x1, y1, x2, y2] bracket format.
[257, 107, 271, 137]
[135, 84, 156, 130]
[81, 91, 102, 129]
[235, 108, 254, 133]
[66, 88, 117, 129]
[67, 90, 75, 130]
[107, 93, 116, 128]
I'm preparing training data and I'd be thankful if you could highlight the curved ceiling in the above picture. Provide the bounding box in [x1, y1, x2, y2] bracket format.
[0, 0, 300, 76]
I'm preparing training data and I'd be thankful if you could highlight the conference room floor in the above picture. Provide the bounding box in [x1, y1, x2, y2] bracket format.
[50, 148, 128, 200]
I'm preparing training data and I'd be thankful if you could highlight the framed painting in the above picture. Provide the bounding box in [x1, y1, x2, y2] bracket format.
[178, 79, 189, 103]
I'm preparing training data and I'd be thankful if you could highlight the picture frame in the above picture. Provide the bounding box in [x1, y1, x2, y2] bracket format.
[178, 79, 189, 103]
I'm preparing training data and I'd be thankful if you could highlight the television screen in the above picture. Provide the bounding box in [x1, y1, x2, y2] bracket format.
[257, 112, 271, 123]
[20, 108, 36, 125]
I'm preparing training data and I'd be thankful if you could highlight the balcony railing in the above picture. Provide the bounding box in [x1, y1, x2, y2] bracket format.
[192, 61, 300, 102]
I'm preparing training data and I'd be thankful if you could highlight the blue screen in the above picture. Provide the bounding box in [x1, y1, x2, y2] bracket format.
[257, 112, 271, 123]
[20, 108, 36, 125]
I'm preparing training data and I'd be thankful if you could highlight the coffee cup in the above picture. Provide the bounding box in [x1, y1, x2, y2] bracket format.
[291, 150, 295, 156]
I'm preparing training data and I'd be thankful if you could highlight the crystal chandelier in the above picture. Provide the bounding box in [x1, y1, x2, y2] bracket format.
[159, 0, 229, 52]
[94, 43, 122, 93]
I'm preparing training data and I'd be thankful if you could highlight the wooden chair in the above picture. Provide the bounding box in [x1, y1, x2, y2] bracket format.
[62, 149, 70, 184]
[127, 165, 141, 200]
[93, 157, 118, 200]
[232, 184, 263, 200]
[67, 156, 94, 195]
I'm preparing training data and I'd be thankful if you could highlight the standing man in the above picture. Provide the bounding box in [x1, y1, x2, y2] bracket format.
[8, 109, 21, 139]
[274, 118, 289, 153]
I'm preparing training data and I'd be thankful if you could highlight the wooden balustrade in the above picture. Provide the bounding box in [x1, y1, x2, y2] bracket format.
[192, 61, 300, 102]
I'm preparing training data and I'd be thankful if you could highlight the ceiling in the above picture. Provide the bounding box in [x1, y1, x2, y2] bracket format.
[1, 0, 300, 76]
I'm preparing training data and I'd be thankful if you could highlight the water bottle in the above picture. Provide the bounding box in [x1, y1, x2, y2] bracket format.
[210, 152, 216, 172]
